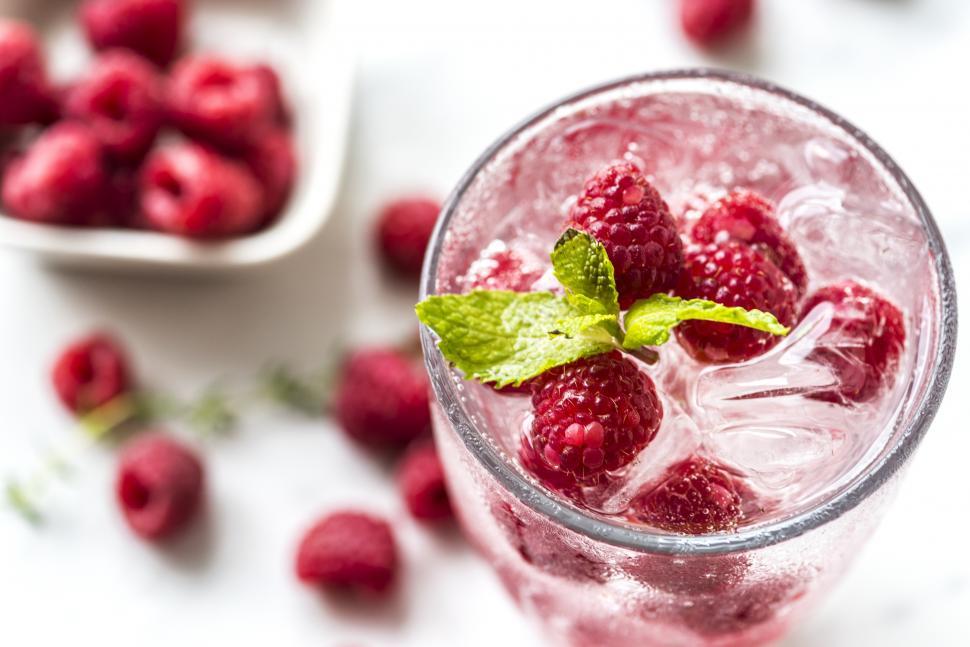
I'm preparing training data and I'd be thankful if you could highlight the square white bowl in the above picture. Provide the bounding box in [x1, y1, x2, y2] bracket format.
[0, 0, 354, 272]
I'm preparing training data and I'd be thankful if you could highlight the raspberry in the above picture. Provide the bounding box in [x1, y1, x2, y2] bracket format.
[334, 348, 431, 449]
[527, 351, 663, 487]
[518, 435, 584, 497]
[139, 142, 265, 238]
[802, 281, 905, 404]
[295, 511, 398, 595]
[567, 162, 683, 308]
[622, 553, 749, 595]
[680, 0, 755, 46]
[98, 167, 139, 228]
[628, 457, 748, 534]
[2, 123, 107, 225]
[462, 246, 543, 292]
[80, 0, 184, 68]
[0, 19, 57, 127]
[396, 440, 453, 522]
[243, 127, 296, 225]
[674, 241, 797, 363]
[167, 55, 277, 151]
[116, 433, 204, 540]
[64, 51, 164, 164]
[52, 333, 131, 414]
[691, 189, 808, 298]
[374, 196, 440, 279]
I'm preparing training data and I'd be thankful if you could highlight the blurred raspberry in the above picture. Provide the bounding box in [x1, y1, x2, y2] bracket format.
[628, 457, 748, 534]
[52, 332, 131, 414]
[80, 0, 184, 68]
[295, 511, 398, 595]
[64, 50, 164, 164]
[116, 433, 203, 540]
[374, 196, 441, 279]
[802, 281, 905, 404]
[462, 246, 543, 292]
[674, 241, 797, 363]
[396, 440, 453, 522]
[168, 55, 278, 151]
[678, 576, 806, 636]
[2, 123, 107, 225]
[567, 162, 683, 308]
[527, 351, 663, 488]
[622, 553, 749, 595]
[243, 127, 296, 225]
[0, 19, 58, 127]
[691, 189, 808, 298]
[251, 63, 291, 126]
[680, 0, 755, 47]
[334, 348, 431, 449]
[139, 142, 265, 238]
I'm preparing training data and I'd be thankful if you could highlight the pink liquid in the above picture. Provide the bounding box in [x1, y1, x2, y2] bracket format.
[425, 75, 943, 647]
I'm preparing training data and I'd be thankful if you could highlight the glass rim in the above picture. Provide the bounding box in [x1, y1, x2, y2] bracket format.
[419, 68, 958, 556]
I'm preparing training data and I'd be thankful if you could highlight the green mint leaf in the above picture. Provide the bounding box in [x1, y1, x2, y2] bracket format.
[552, 229, 620, 315]
[622, 294, 790, 349]
[5, 481, 41, 525]
[416, 290, 615, 387]
[553, 313, 619, 338]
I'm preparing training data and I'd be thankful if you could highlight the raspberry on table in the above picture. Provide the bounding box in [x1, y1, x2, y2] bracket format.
[80, 0, 184, 68]
[334, 348, 432, 449]
[680, 0, 755, 47]
[243, 127, 296, 225]
[567, 162, 683, 308]
[462, 246, 543, 292]
[674, 241, 797, 363]
[396, 440, 453, 522]
[295, 511, 398, 595]
[801, 281, 906, 404]
[116, 433, 204, 540]
[167, 55, 278, 151]
[628, 457, 749, 534]
[52, 332, 131, 414]
[526, 351, 663, 488]
[691, 189, 808, 298]
[139, 142, 266, 238]
[64, 50, 165, 164]
[0, 19, 58, 127]
[374, 196, 441, 279]
[2, 123, 107, 225]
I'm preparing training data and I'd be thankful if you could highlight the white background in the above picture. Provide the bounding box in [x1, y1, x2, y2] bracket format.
[1, 0, 969, 645]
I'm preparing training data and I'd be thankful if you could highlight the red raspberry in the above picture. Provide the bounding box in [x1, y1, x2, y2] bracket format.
[116, 433, 204, 540]
[167, 55, 277, 151]
[64, 51, 164, 164]
[680, 0, 755, 47]
[2, 123, 106, 225]
[527, 351, 663, 488]
[52, 333, 131, 414]
[674, 241, 797, 363]
[691, 190, 808, 298]
[139, 142, 265, 238]
[374, 196, 440, 279]
[802, 281, 905, 404]
[334, 348, 431, 449]
[463, 247, 543, 292]
[80, 0, 184, 68]
[518, 436, 584, 497]
[0, 19, 57, 127]
[567, 162, 683, 308]
[295, 511, 398, 595]
[243, 127, 296, 225]
[628, 457, 748, 534]
[396, 440, 453, 522]
[622, 553, 749, 595]
[97, 167, 139, 228]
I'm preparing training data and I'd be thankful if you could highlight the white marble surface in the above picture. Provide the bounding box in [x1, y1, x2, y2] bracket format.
[1, 0, 969, 645]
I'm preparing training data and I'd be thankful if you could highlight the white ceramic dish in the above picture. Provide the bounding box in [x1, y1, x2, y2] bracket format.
[0, 0, 354, 272]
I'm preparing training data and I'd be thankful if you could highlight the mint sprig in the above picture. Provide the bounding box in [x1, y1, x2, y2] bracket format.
[416, 229, 789, 387]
